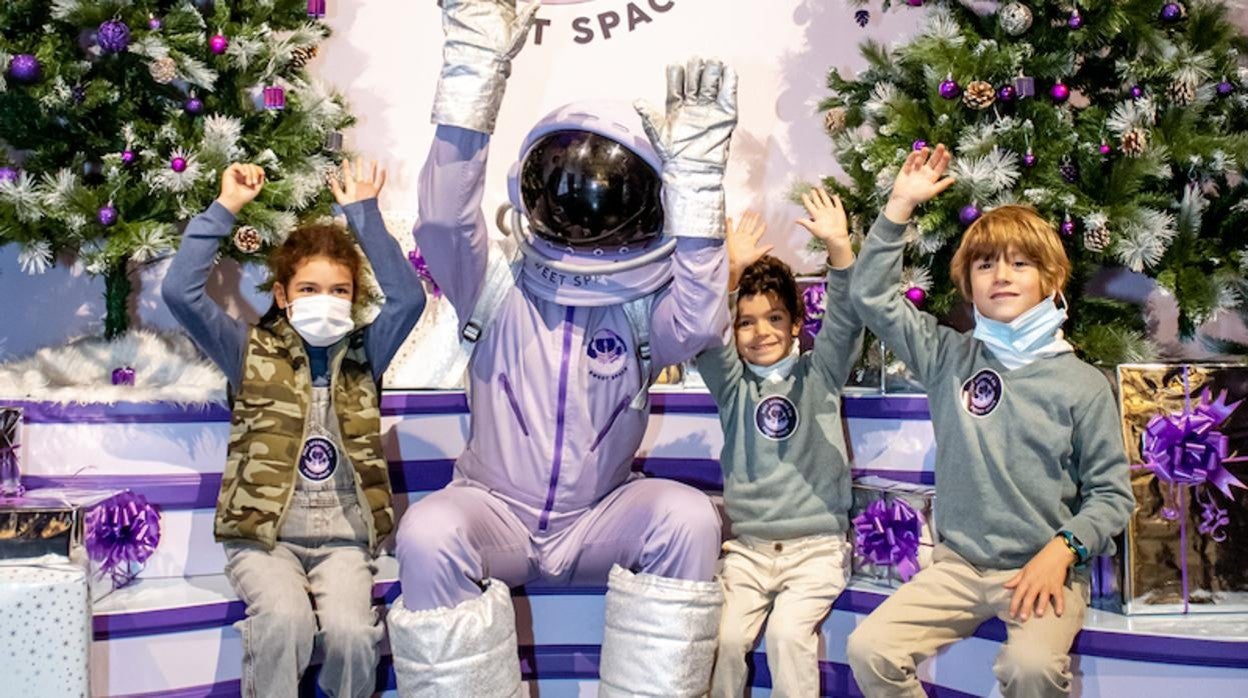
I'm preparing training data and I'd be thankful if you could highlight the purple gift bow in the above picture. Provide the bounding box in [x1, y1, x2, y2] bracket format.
[802, 283, 826, 338]
[84, 490, 162, 589]
[1135, 367, 1248, 612]
[852, 497, 923, 582]
[408, 248, 442, 297]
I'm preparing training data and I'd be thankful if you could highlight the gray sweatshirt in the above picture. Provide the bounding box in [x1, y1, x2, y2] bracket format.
[696, 265, 862, 540]
[849, 214, 1135, 570]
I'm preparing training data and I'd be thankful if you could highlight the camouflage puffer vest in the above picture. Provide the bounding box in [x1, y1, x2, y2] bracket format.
[214, 316, 394, 550]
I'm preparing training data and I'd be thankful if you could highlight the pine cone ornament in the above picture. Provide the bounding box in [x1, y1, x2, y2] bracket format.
[1121, 128, 1148, 157]
[148, 56, 177, 85]
[289, 45, 318, 70]
[824, 107, 848, 135]
[233, 225, 263, 254]
[999, 2, 1034, 36]
[962, 81, 996, 110]
[1084, 225, 1111, 253]
[1060, 159, 1080, 184]
[1168, 79, 1196, 106]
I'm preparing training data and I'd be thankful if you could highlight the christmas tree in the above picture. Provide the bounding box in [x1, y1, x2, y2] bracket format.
[825, 0, 1248, 364]
[0, 0, 353, 338]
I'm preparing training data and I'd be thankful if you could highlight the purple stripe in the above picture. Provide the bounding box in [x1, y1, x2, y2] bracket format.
[540, 306, 576, 532]
[634, 457, 723, 490]
[590, 397, 631, 452]
[850, 468, 936, 485]
[649, 391, 716, 414]
[378, 391, 469, 416]
[842, 394, 930, 420]
[499, 374, 530, 437]
[0, 400, 231, 424]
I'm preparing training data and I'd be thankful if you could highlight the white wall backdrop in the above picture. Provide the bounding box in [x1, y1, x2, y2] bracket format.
[2, 0, 1247, 361]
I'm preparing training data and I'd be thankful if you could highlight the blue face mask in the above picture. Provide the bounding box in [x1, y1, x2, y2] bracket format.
[973, 293, 1068, 355]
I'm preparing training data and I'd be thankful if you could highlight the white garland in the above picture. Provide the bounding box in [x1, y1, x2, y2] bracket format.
[40, 168, 80, 212]
[145, 149, 203, 194]
[951, 148, 1019, 201]
[129, 222, 178, 263]
[175, 55, 219, 92]
[1177, 181, 1207, 235]
[0, 50, 11, 93]
[17, 240, 53, 275]
[200, 114, 245, 164]
[919, 5, 964, 45]
[0, 171, 44, 222]
[1105, 98, 1157, 138]
[1114, 208, 1177, 273]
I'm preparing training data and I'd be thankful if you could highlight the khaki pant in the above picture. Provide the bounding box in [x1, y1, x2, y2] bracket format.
[846, 545, 1088, 698]
[711, 534, 851, 698]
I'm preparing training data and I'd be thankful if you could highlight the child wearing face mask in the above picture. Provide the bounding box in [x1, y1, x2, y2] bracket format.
[696, 191, 862, 698]
[161, 160, 425, 698]
[845, 145, 1134, 698]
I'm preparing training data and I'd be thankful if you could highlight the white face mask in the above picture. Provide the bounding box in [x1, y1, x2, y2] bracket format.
[286, 294, 354, 347]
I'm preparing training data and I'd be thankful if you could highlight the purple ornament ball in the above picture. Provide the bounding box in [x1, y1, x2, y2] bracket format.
[209, 33, 229, 55]
[1050, 82, 1071, 103]
[1217, 80, 1235, 96]
[171, 156, 188, 173]
[959, 204, 982, 226]
[1160, 3, 1184, 23]
[939, 78, 961, 100]
[149, 16, 163, 31]
[904, 287, 927, 306]
[7, 54, 42, 84]
[111, 366, 136, 386]
[0, 166, 19, 184]
[1068, 11, 1083, 29]
[1022, 151, 1037, 168]
[1060, 219, 1076, 237]
[97, 19, 132, 54]
[1130, 84, 1144, 100]
[98, 204, 118, 227]
[912, 139, 928, 151]
[997, 84, 1017, 103]
[121, 150, 137, 166]
[1098, 143, 1112, 156]
[185, 97, 204, 115]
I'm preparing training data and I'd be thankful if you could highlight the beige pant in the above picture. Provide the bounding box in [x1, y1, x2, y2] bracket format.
[711, 533, 851, 698]
[846, 545, 1088, 698]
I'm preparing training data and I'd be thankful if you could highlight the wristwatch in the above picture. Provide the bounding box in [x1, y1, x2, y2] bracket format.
[1056, 530, 1088, 566]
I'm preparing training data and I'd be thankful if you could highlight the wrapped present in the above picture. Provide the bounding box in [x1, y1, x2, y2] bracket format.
[850, 476, 938, 587]
[1117, 363, 1248, 614]
[1, 406, 22, 496]
[0, 557, 90, 697]
[0, 488, 161, 602]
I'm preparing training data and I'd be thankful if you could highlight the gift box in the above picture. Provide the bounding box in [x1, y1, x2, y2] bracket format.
[1117, 363, 1248, 615]
[849, 476, 938, 587]
[0, 488, 161, 602]
[0, 557, 90, 697]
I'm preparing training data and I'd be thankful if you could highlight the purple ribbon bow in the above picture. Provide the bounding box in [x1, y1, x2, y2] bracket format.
[1141, 387, 1246, 499]
[853, 497, 922, 581]
[85, 491, 162, 589]
[408, 248, 441, 297]
[802, 283, 827, 338]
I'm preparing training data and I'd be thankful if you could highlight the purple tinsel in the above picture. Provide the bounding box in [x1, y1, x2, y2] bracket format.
[85, 491, 162, 588]
[853, 498, 922, 581]
[801, 282, 826, 337]
[408, 248, 441, 296]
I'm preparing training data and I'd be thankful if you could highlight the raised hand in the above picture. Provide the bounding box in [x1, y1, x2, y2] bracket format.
[883, 144, 956, 224]
[329, 158, 387, 206]
[634, 57, 738, 170]
[726, 211, 770, 291]
[217, 163, 265, 216]
[433, 0, 543, 133]
[797, 187, 853, 268]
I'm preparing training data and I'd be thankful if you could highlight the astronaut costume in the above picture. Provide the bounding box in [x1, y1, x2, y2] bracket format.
[387, 1, 736, 695]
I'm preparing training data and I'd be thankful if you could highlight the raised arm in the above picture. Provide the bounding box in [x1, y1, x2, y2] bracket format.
[641, 58, 739, 367]
[160, 164, 263, 390]
[330, 160, 427, 379]
[412, 0, 539, 323]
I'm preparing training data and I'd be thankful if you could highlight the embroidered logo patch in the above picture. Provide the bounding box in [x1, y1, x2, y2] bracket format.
[961, 369, 1003, 417]
[298, 436, 338, 481]
[755, 395, 799, 440]
[587, 329, 629, 380]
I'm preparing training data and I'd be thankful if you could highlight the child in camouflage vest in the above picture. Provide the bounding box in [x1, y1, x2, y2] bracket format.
[162, 160, 426, 698]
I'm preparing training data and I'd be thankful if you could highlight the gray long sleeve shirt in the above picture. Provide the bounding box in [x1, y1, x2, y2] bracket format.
[696, 265, 863, 540]
[849, 213, 1135, 570]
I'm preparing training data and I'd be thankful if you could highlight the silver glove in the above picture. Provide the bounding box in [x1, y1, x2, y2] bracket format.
[431, 0, 541, 134]
[634, 57, 739, 240]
